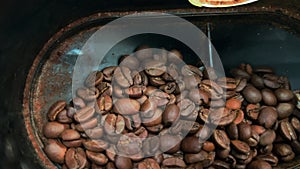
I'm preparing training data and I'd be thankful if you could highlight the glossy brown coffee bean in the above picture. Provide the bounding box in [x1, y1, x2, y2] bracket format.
[61, 129, 80, 141]
[43, 122, 66, 138]
[227, 123, 239, 140]
[104, 114, 125, 135]
[150, 91, 170, 106]
[143, 136, 160, 156]
[181, 136, 202, 153]
[212, 160, 230, 169]
[119, 55, 140, 70]
[113, 98, 140, 115]
[113, 66, 133, 88]
[231, 140, 250, 154]
[274, 144, 295, 162]
[85, 71, 104, 87]
[149, 76, 166, 86]
[138, 158, 161, 169]
[184, 150, 208, 164]
[74, 106, 95, 123]
[65, 148, 87, 169]
[246, 104, 260, 120]
[201, 79, 223, 95]
[209, 107, 236, 126]
[235, 78, 247, 92]
[276, 103, 294, 119]
[259, 144, 273, 155]
[203, 141, 215, 152]
[279, 121, 297, 141]
[162, 157, 186, 168]
[216, 148, 230, 159]
[86, 150, 108, 166]
[242, 85, 262, 104]
[231, 68, 251, 80]
[258, 106, 278, 128]
[251, 74, 264, 89]
[181, 65, 202, 77]
[291, 117, 300, 133]
[83, 139, 108, 152]
[142, 108, 163, 127]
[213, 130, 230, 149]
[44, 139, 67, 164]
[259, 129, 276, 146]
[261, 88, 277, 106]
[145, 60, 166, 77]
[251, 125, 266, 135]
[113, 156, 132, 169]
[75, 117, 98, 132]
[146, 124, 164, 133]
[233, 109, 244, 125]
[97, 95, 113, 112]
[62, 139, 83, 148]
[163, 104, 180, 127]
[47, 100, 67, 121]
[238, 123, 252, 141]
[256, 154, 278, 167]
[275, 88, 294, 102]
[263, 79, 280, 89]
[189, 88, 209, 105]
[160, 134, 181, 154]
[247, 160, 272, 169]
[246, 131, 260, 147]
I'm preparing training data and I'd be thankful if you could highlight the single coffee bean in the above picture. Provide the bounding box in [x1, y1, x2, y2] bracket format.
[97, 82, 112, 96]
[231, 140, 250, 154]
[56, 109, 72, 123]
[162, 104, 180, 127]
[216, 148, 230, 159]
[85, 127, 103, 139]
[149, 76, 166, 86]
[140, 98, 157, 118]
[259, 144, 273, 155]
[102, 66, 116, 82]
[235, 78, 247, 92]
[247, 160, 272, 169]
[113, 66, 133, 88]
[134, 126, 148, 139]
[125, 85, 145, 98]
[150, 90, 170, 106]
[86, 150, 108, 166]
[62, 139, 83, 148]
[75, 117, 98, 132]
[233, 109, 244, 125]
[263, 79, 280, 89]
[209, 107, 236, 126]
[143, 136, 160, 156]
[242, 85, 262, 104]
[251, 74, 264, 89]
[259, 129, 276, 146]
[83, 139, 108, 152]
[159, 134, 181, 154]
[181, 136, 202, 153]
[227, 123, 239, 140]
[139, 158, 161, 169]
[74, 106, 95, 123]
[113, 98, 140, 115]
[77, 87, 100, 102]
[279, 121, 297, 141]
[274, 144, 295, 162]
[256, 154, 278, 167]
[145, 60, 167, 77]
[85, 71, 104, 87]
[275, 88, 294, 102]
[258, 106, 278, 128]
[189, 88, 209, 105]
[43, 122, 67, 139]
[212, 160, 230, 169]
[246, 131, 260, 147]
[231, 149, 249, 160]
[61, 129, 80, 141]
[162, 157, 186, 168]
[213, 130, 230, 149]
[203, 141, 215, 152]
[276, 103, 294, 119]
[238, 123, 252, 141]
[146, 124, 164, 133]
[177, 99, 196, 117]
[97, 95, 113, 112]
[47, 100, 67, 121]
[181, 65, 202, 77]
[44, 139, 67, 164]
[261, 88, 277, 106]
[104, 114, 125, 135]
[117, 133, 142, 156]
[65, 148, 87, 169]
[119, 55, 140, 70]
[291, 117, 300, 133]
[246, 104, 260, 120]
[231, 68, 251, 80]
[142, 108, 163, 127]
[115, 156, 133, 169]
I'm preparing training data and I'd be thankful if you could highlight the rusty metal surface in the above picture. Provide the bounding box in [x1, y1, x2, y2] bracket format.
[23, 4, 300, 169]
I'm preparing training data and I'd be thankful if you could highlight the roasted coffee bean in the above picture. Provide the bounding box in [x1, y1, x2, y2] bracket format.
[263, 78, 280, 89]
[113, 156, 132, 169]
[259, 129, 276, 146]
[181, 65, 202, 77]
[75, 117, 98, 132]
[102, 66, 116, 82]
[44, 139, 67, 164]
[259, 144, 273, 155]
[258, 106, 278, 128]
[279, 121, 297, 141]
[181, 136, 202, 153]
[145, 60, 167, 77]
[227, 123, 239, 140]
[140, 98, 157, 118]
[212, 160, 230, 169]
[119, 55, 140, 70]
[274, 144, 295, 162]
[65, 148, 87, 169]
[150, 90, 170, 106]
[61, 129, 80, 141]
[86, 150, 108, 166]
[275, 88, 294, 102]
[184, 150, 208, 164]
[162, 157, 186, 168]
[85, 71, 104, 87]
[291, 117, 300, 133]
[238, 123, 252, 141]
[246, 104, 260, 120]
[231, 140, 250, 154]
[256, 154, 278, 167]
[97, 82, 112, 96]
[97, 95, 113, 112]
[202, 152, 216, 168]
[225, 98, 241, 110]
[74, 106, 95, 123]
[246, 131, 259, 147]
[104, 114, 125, 135]
[251, 74, 265, 89]
[203, 141, 215, 152]
[56, 110, 72, 123]
[143, 136, 160, 156]
[113, 66, 133, 88]
[47, 100, 67, 121]
[162, 104, 180, 127]
[209, 107, 236, 126]
[142, 108, 163, 127]
[146, 124, 164, 133]
[62, 139, 83, 148]
[134, 126, 148, 139]
[261, 88, 277, 106]
[149, 76, 166, 86]
[83, 139, 108, 152]
[43, 122, 67, 138]
[216, 148, 230, 159]
[242, 85, 262, 104]
[247, 159, 272, 169]
[235, 78, 247, 92]
[177, 99, 195, 116]
[160, 134, 181, 154]
[276, 103, 294, 119]
[117, 133, 142, 156]
[85, 127, 103, 139]
[189, 88, 209, 105]
[113, 98, 140, 115]
[231, 68, 251, 80]
[77, 87, 99, 101]
[213, 130, 230, 149]
[233, 109, 244, 125]
[138, 158, 161, 169]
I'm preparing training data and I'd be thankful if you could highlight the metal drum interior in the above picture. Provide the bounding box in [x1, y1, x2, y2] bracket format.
[23, 12, 300, 169]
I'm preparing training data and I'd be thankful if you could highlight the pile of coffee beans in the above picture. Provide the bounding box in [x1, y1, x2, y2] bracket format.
[43, 45, 300, 169]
